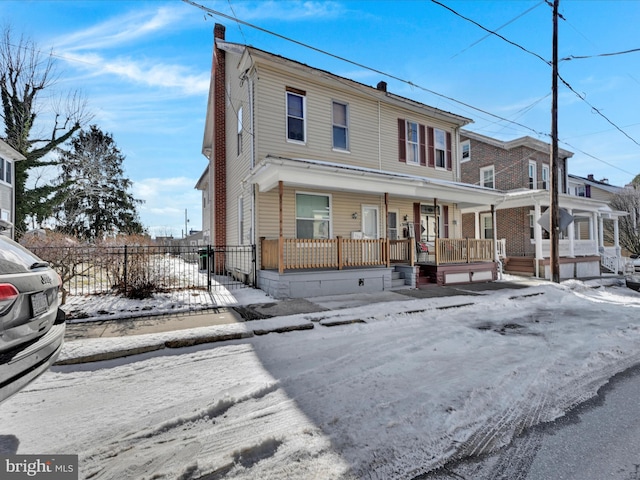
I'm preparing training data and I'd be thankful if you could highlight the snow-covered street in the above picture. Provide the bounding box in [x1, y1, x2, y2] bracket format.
[2, 278, 640, 479]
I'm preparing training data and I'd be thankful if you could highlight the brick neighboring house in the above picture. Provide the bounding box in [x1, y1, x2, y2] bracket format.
[0, 140, 25, 239]
[460, 130, 626, 279]
[198, 24, 507, 298]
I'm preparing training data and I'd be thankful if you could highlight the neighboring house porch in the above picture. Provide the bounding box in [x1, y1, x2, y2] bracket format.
[463, 189, 627, 279]
[248, 157, 501, 298]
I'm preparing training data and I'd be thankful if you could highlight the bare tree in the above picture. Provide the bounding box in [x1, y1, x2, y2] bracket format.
[605, 185, 640, 255]
[0, 26, 91, 236]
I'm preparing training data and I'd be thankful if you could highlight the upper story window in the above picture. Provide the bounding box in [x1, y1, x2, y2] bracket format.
[434, 129, 446, 168]
[286, 88, 306, 143]
[332, 101, 349, 151]
[542, 164, 549, 190]
[237, 106, 243, 156]
[480, 165, 495, 189]
[461, 140, 470, 163]
[0, 158, 11, 185]
[406, 121, 420, 164]
[398, 118, 425, 165]
[528, 161, 537, 189]
[576, 185, 586, 197]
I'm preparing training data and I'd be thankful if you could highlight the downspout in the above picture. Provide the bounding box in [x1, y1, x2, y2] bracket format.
[378, 101, 382, 170]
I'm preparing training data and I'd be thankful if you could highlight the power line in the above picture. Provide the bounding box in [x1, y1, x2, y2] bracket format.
[562, 47, 640, 61]
[183, 0, 635, 179]
[449, 1, 545, 60]
[182, 0, 549, 140]
[430, 0, 550, 66]
[432, 0, 640, 150]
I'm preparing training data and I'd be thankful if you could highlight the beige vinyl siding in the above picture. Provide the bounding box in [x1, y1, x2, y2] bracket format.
[225, 50, 253, 245]
[256, 185, 462, 241]
[378, 103, 459, 183]
[588, 187, 614, 203]
[252, 63, 460, 181]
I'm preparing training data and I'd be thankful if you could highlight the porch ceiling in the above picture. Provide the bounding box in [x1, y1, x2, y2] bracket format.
[246, 156, 503, 209]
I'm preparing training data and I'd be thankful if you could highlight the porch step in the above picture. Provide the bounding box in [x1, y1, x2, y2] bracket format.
[504, 257, 535, 276]
[391, 270, 407, 288]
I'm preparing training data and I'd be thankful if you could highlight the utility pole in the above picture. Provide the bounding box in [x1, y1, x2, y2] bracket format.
[550, 0, 560, 283]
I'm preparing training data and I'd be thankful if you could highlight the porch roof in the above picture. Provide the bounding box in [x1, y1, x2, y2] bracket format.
[246, 156, 503, 209]
[492, 189, 627, 218]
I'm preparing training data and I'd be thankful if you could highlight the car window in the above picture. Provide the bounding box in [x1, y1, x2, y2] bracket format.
[0, 237, 43, 274]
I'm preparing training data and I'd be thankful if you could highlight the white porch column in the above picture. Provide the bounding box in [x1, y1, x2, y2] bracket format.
[598, 216, 604, 253]
[567, 208, 575, 257]
[591, 212, 599, 254]
[534, 202, 542, 278]
[614, 217, 620, 256]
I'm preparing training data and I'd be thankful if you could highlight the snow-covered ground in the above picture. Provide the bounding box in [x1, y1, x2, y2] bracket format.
[2, 277, 640, 479]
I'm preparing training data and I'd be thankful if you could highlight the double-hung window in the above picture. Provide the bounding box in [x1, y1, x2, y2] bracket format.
[434, 129, 446, 168]
[480, 165, 495, 189]
[0, 158, 10, 185]
[528, 161, 537, 189]
[332, 101, 349, 150]
[461, 140, 470, 163]
[286, 88, 306, 143]
[296, 193, 330, 239]
[542, 164, 549, 190]
[406, 121, 420, 164]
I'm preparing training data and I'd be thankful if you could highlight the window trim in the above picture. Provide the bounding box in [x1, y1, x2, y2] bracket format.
[286, 89, 306, 144]
[541, 164, 549, 190]
[434, 128, 447, 169]
[528, 160, 537, 189]
[237, 105, 243, 156]
[480, 165, 495, 189]
[406, 120, 420, 165]
[332, 100, 349, 151]
[238, 195, 244, 244]
[460, 140, 470, 163]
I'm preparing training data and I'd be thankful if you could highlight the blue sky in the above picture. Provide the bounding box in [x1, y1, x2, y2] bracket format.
[2, 0, 639, 238]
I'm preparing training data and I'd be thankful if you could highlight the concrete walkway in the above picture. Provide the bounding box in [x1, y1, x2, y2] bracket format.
[64, 279, 540, 341]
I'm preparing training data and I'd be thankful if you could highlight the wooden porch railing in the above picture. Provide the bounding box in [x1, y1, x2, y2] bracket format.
[436, 238, 495, 264]
[261, 237, 495, 273]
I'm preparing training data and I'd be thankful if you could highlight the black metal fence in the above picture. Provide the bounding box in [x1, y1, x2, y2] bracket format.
[29, 244, 256, 297]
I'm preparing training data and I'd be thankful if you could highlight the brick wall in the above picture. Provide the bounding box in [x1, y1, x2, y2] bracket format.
[213, 24, 227, 246]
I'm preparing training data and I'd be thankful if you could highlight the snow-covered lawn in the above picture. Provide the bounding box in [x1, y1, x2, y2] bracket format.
[2, 277, 640, 479]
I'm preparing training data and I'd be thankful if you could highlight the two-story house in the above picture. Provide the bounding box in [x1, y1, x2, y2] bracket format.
[199, 24, 506, 298]
[460, 130, 626, 279]
[0, 140, 25, 239]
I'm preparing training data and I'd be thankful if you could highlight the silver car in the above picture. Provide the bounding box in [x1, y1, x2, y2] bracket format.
[0, 235, 65, 403]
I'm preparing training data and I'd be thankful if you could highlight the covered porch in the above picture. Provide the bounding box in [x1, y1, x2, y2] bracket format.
[489, 190, 627, 279]
[248, 156, 502, 298]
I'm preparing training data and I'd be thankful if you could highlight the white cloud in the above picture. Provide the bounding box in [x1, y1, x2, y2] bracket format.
[225, 1, 345, 21]
[53, 5, 186, 52]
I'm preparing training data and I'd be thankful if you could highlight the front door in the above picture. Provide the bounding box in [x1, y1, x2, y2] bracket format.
[420, 204, 439, 242]
[362, 205, 379, 239]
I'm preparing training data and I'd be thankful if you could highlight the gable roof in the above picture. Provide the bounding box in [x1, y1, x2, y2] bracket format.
[0, 139, 26, 162]
[216, 40, 473, 128]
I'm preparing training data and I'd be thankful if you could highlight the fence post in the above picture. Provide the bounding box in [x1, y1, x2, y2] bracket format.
[207, 244, 212, 291]
[252, 244, 257, 287]
[123, 245, 128, 295]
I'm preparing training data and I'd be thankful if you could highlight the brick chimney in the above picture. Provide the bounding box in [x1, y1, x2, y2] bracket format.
[587, 174, 595, 181]
[212, 24, 226, 247]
